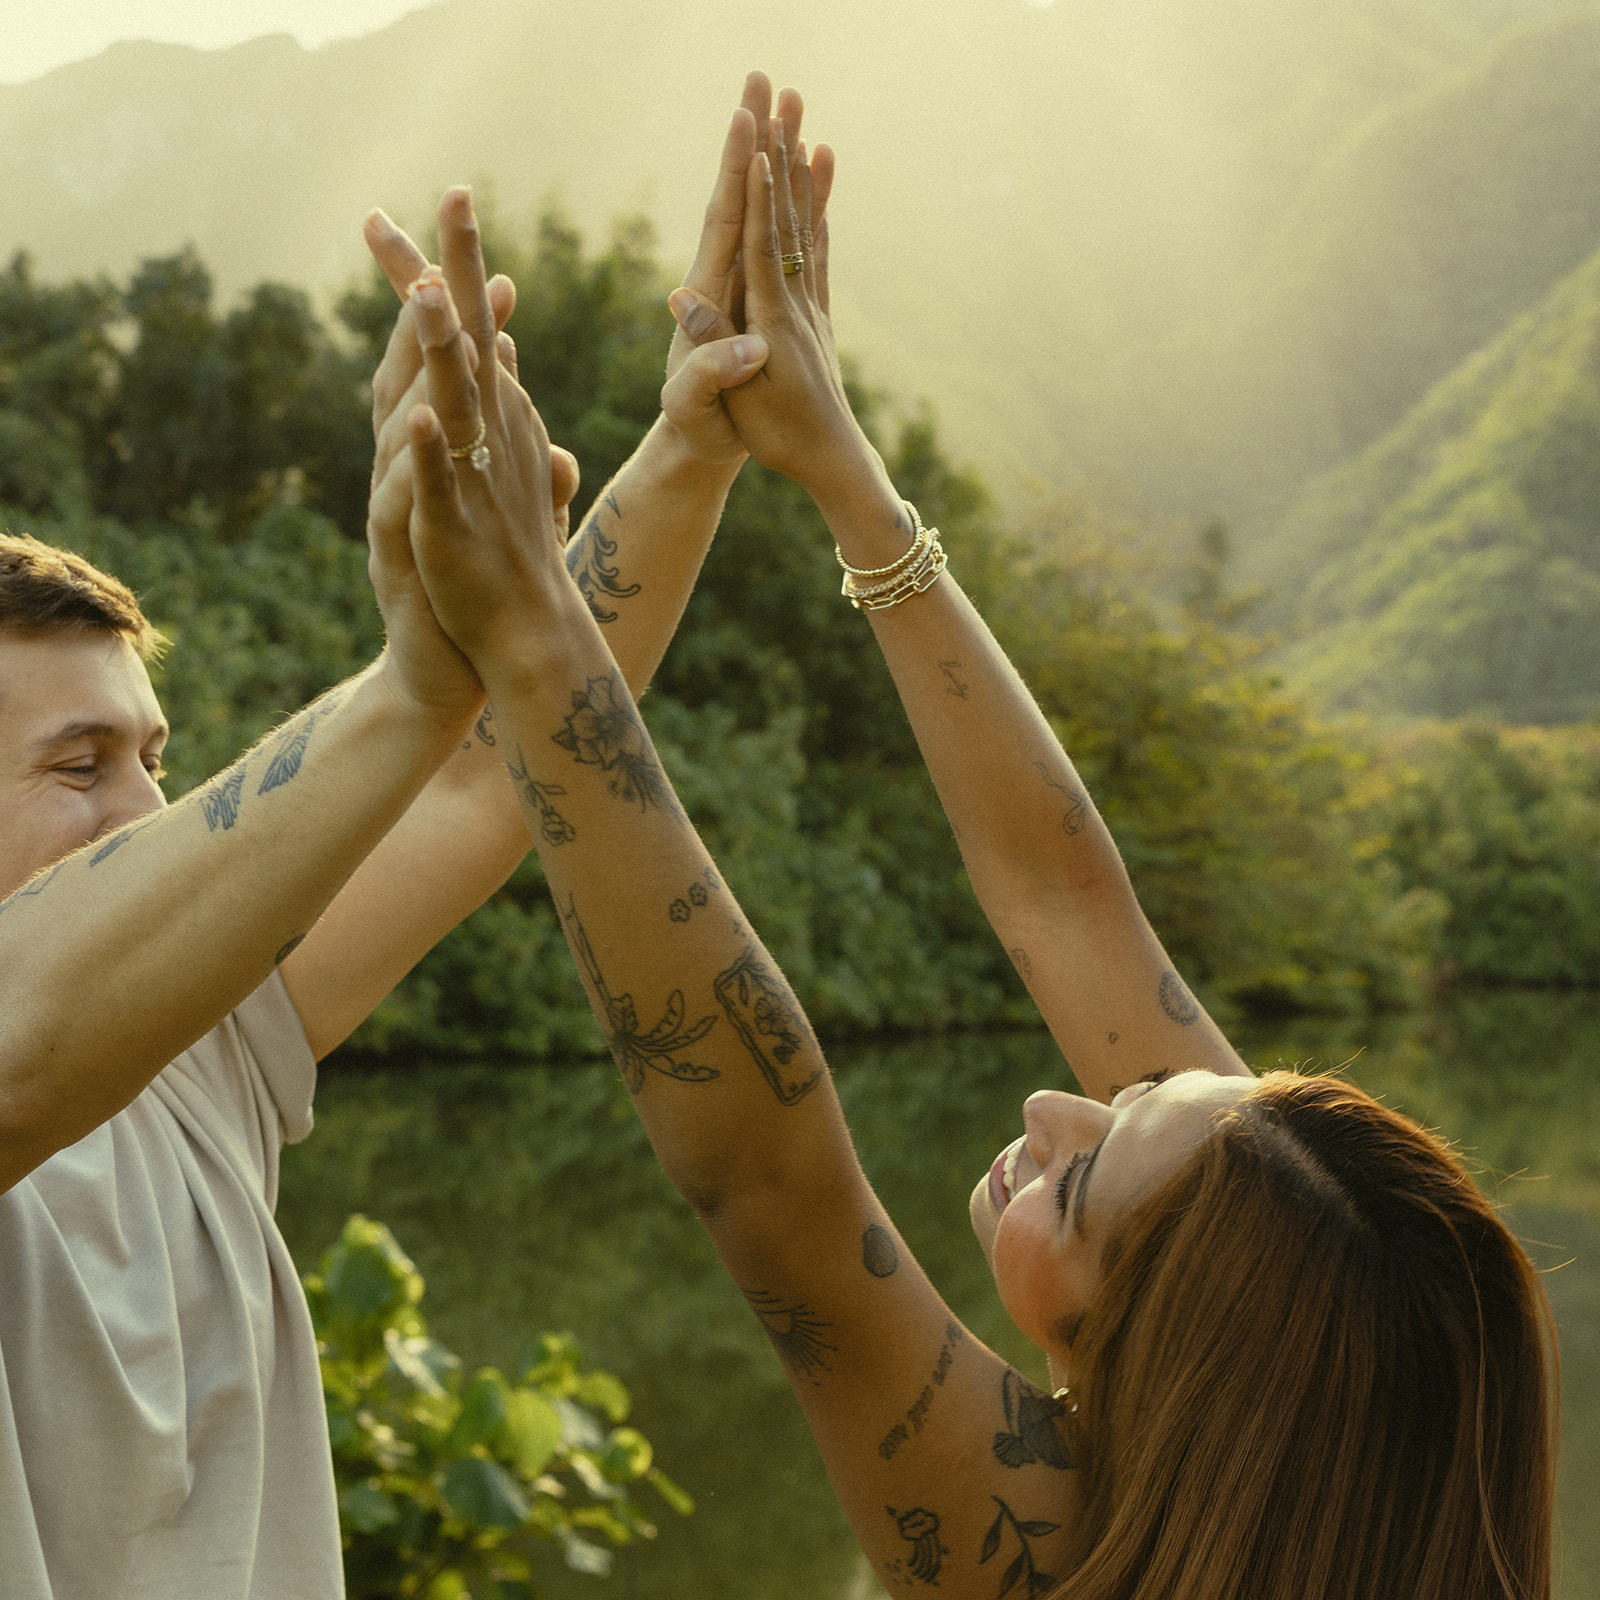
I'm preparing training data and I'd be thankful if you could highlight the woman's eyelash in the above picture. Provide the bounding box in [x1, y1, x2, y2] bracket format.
[1055, 1151, 1090, 1214]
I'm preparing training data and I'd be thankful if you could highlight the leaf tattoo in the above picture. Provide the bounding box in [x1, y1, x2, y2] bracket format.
[552, 673, 679, 816]
[560, 896, 718, 1093]
[993, 1370, 1074, 1470]
[979, 1498, 1060, 1599]
[507, 746, 576, 845]
[744, 1290, 836, 1384]
[714, 946, 822, 1105]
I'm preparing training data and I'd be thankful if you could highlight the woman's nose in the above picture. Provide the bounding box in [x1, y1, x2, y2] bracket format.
[1022, 1090, 1104, 1160]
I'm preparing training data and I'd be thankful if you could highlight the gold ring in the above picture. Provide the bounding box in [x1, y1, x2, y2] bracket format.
[448, 415, 491, 471]
[781, 252, 805, 276]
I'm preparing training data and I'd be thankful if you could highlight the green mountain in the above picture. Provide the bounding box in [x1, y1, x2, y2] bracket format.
[0, 0, 1575, 502]
[1261, 240, 1600, 722]
[1119, 12, 1600, 528]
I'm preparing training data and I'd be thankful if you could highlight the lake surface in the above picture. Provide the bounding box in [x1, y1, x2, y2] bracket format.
[277, 990, 1600, 1599]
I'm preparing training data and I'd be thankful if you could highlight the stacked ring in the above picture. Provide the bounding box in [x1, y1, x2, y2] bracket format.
[448, 415, 492, 471]
[781, 252, 805, 276]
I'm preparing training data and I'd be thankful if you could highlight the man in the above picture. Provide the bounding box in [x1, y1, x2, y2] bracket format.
[0, 83, 786, 1591]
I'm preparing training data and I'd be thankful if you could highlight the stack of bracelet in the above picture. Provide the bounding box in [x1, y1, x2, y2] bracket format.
[836, 502, 949, 612]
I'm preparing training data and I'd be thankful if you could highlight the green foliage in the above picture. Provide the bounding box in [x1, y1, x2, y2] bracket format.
[4, 215, 1448, 1050]
[307, 1215, 690, 1598]
[1373, 721, 1600, 985]
[0, 246, 373, 538]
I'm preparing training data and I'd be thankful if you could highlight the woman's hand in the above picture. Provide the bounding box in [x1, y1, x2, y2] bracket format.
[670, 87, 884, 515]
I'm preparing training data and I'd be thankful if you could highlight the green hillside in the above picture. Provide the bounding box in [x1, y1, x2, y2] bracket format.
[1122, 11, 1600, 526]
[0, 0, 1577, 509]
[1262, 240, 1600, 722]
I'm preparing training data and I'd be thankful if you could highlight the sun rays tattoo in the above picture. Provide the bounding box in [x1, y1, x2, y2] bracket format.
[743, 1290, 836, 1384]
[560, 895, 718, 1092]
[887, 1507, 947, 1586]
[552, 672, 680, 817]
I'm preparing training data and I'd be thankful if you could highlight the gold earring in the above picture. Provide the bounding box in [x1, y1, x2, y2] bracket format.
[1053, 1384, 1079, 1414]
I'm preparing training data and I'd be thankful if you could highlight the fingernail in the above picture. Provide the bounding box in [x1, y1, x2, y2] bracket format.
[367, 208, 397, 236]
[732, 336, 764, 366]
[668, 289, 695, 326]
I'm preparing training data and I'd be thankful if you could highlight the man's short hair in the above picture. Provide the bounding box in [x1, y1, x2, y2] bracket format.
[0, 531, 165, 660]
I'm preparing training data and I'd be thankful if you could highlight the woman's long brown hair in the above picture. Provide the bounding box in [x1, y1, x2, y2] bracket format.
[1056, 1073, 1556, 1600]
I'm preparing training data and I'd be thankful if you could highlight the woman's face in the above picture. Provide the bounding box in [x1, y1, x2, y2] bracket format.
[969, 1072, 1258, 1359]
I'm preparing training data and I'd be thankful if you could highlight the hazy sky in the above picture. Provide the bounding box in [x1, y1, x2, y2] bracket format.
[0, 0, 441, 85]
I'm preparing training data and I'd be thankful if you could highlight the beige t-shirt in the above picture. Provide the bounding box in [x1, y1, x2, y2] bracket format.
[0, 973, 342, 1599]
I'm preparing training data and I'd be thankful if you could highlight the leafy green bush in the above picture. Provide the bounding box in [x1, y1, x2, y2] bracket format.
[307, 1215, 691, 1599]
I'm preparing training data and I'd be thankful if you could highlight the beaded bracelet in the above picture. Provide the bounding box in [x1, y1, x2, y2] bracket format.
[837, 502, 949, 612]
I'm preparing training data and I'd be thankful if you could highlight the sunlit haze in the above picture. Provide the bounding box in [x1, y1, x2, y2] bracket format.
[0, 0, 439, 84]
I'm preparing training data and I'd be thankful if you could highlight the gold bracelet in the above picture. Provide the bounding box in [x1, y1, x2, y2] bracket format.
[835, 502, 927, 581]
[842, 528, 948, 611]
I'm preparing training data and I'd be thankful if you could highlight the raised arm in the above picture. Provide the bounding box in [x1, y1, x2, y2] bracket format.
[279, 82, 805, 1056]
[672, 105, 1249, 1104]
[0, 521, 481, 1191]
[393, 186, 1086, 1600]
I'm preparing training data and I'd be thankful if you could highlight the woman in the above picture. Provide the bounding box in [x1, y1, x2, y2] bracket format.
[372, 76, 1555, 1599]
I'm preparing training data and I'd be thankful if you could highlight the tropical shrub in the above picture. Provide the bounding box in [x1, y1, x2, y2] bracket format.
[307, 1215, 691, 1599]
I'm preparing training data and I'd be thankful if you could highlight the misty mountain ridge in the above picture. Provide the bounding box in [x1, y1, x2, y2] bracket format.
[7, 0, 1600, 722]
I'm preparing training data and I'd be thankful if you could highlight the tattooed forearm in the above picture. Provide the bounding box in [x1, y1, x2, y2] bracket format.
[714, 946, 822, 1105]
[559, 895, 718, 1092]
[552, 672, 681, 817]
[744, 1290, 836, 1384]
[507, 746, 576, 846]
[200, 767, 245, 832]
[1034, 762, 1088, 837]
[862, 1223, 899, 1279]
[879, 1320, 964, 1461]
[257, 688, 349, 797]
[565, 489, 641, 624]
[886, 1507, 947, 1587]
[979, 1498, 1060, 1599]
[938, 660, 970, 700]
[993, 1369, 1075, 1470]
[1158, 971, 1200, 1026]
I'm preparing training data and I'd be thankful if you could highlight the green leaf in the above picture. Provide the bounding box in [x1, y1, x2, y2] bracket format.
[554, 1397, 604, 1450]
[442, 1457, 530, 1530]
[323, 1216, 421, 1326]
[448, 1369, 510, 1453]
[574, 1369, 630, 1423]
[422, 1571, 469, 1600]
[384, 1328, 448, 1397]
[647, 1467, 695, 1517]
[339, 1480, 399, 1533]
[559, 1528, 613, 1576]
[503, 1389, 563, 1478]
[599, 1426, 652, 1483]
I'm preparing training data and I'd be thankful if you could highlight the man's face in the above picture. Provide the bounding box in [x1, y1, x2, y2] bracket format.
[0, 629, 168, 900]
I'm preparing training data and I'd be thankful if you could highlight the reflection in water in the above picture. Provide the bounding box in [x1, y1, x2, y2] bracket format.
[278, 995, 1600, 1599]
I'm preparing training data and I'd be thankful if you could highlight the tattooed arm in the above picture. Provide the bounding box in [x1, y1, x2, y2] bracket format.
[0, 655, 474, 1191]
[279, 87, 806, 1057]
[669, 99, 1249, 1105]
[396, 177, 1086, 1600]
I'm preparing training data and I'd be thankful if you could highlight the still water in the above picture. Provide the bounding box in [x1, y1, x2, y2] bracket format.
[278, 990, 1600, 1599]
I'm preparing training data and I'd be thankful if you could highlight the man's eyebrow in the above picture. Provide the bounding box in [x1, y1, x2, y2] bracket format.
[31, 719, 168, 752]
